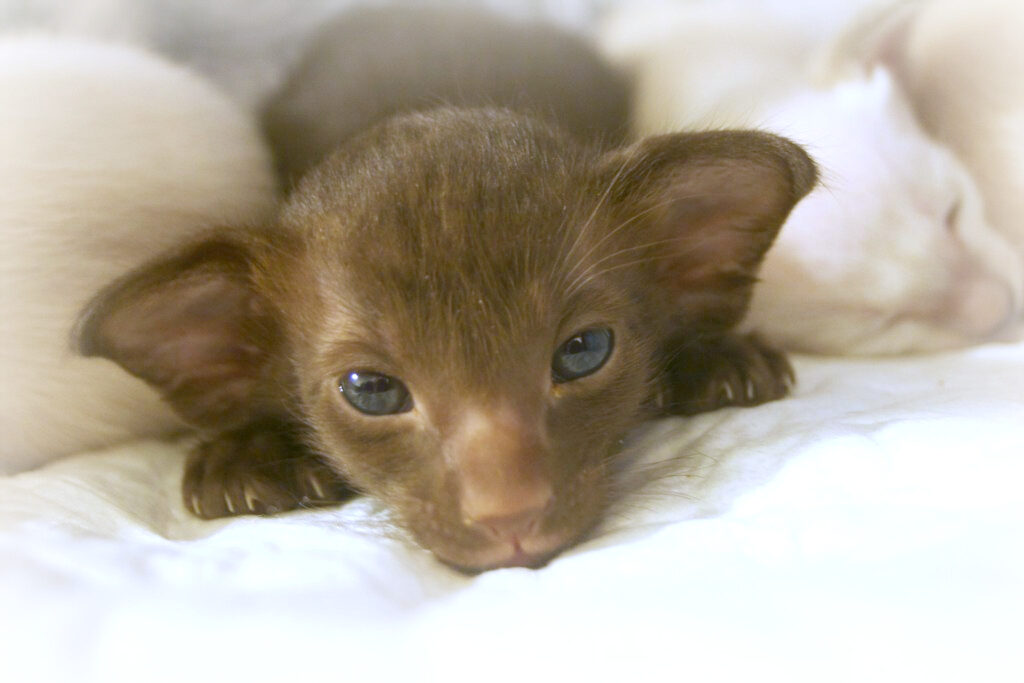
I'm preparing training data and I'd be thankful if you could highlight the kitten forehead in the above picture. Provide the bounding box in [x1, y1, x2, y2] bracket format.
[281, 108, 638, 381]
[284, 107, 595, 223]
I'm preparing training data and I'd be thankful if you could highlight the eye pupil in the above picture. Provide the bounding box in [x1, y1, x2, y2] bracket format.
[339, 371, 411, 415]
[552, 327, 613, 383]
[365, 376, 390, 393]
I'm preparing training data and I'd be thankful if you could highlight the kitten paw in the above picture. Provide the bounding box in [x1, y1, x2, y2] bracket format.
[657, 333, 794, 416]
[183, 420, 355, 519]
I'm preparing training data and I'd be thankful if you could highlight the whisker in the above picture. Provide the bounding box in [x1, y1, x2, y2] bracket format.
[558, 189, 712, 294]
[571, 219, 750, 296]
[566, 252, 685, 297]
[562, 236, 679, 296]
[559, 195, 680, 290]
[555, 153, 633, 280]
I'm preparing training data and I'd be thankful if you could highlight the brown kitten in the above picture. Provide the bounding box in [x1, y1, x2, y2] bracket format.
[76, 107, 815, 572]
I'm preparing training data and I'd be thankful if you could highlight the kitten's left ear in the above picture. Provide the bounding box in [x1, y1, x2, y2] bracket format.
[599, 130, 817, 331]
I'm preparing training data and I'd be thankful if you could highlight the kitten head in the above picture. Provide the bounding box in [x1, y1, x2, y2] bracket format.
[76, 108, 814, 570]
[746, 69, 1023, 354]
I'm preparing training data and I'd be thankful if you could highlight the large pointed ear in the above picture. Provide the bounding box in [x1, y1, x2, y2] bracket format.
[599, 129, 817, 331]
[73, 234, 285, 430]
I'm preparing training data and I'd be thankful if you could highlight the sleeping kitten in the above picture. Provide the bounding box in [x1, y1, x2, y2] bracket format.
[76, 107, 815, 571]
[823, 0, 1024, 313]
[741, 69, 1022, 354]
[601, 2, 1023, 354]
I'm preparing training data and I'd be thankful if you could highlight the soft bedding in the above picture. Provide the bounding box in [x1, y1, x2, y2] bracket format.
[3, 341, 1022, 682]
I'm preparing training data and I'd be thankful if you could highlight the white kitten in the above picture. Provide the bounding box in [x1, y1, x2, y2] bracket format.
[0, 36, 277, 472]
[600, 4, 1023, 354]
[824, 0, 1024, 267]
[745, 70, 1022, 353]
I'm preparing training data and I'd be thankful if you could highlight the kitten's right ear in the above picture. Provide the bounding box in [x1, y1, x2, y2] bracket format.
[74, 235, 285, 430]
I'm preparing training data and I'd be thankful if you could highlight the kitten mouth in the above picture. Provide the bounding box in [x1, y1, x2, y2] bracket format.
[489, 539, 553, 569]
[441, 531, 572, 573]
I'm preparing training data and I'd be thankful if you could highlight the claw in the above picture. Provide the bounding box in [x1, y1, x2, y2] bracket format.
[224, 492, 236, 514]
[190, 493, 203, 518]
[244, 485, 259, 513]
[720, 382, 735, 402]
[307, 472, 326, 499]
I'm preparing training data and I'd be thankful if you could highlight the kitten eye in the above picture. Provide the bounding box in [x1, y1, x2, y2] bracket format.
[339, 371, 412, 416]
[552, 328, 614, 383]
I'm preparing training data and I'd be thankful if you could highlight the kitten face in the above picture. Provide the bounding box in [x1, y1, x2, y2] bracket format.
[77, 108, 815, 571]
[263, 113, 663, 568]
[745, 70, 1023, 354]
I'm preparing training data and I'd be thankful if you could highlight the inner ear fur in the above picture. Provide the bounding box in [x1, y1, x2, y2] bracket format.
[600, 129, 818, 331]
[74, 233, 286, 430]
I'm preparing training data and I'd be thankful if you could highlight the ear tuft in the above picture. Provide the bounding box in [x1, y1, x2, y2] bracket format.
[74, 235, 283, 429]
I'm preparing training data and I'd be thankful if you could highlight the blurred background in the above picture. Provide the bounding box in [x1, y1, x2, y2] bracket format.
[0, 0, 876, 110]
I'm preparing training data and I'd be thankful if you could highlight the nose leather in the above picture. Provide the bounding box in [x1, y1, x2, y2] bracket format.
[451, 406, 553, 538]
[469, 499, 552, 542]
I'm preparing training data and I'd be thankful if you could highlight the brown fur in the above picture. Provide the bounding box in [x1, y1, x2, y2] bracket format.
[76, 107, 815, 571]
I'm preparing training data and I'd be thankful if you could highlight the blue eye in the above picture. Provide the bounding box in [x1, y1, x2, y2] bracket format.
[552, 328, 614, 383]
[339, 371, 412, 415]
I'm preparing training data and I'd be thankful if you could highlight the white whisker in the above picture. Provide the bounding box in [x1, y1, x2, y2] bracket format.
[563, 236, 679, 296]
[555, 153, 633, 281]
[564, 223, 732, 296]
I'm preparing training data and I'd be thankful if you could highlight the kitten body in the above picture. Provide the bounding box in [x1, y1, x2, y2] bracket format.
[0, 36, 276, 472]
[262, 5, 632, 186]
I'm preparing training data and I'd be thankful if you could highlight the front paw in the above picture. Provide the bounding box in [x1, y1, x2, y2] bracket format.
[657, 333, 794, 416]
[183, 420, 354, 519]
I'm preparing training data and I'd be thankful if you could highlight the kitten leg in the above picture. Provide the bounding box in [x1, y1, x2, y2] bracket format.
[656, 333, 794, 416]
[183, 419, 355, 519]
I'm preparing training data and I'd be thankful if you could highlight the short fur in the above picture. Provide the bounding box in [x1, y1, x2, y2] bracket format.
[77, 106, 815, 571]
[0, 36, 276, 472]
[261, 5, 632, 186]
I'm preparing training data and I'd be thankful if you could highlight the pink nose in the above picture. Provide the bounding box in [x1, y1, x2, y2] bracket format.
[947, 277, 1017, 338]
[468, 498, 552, 542]
[462, 477, 554, 541]
[451, 407, 554, 542]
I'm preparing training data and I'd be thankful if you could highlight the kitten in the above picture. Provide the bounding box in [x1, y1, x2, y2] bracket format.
[601, 2, 1022, 354]
[823, 0, 1024, 333]
[742, 70, 1022, 354]
[76, 106, 815, 571]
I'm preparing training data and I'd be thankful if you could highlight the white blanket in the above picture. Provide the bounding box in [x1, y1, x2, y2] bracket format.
[3, 341, 1022, 682]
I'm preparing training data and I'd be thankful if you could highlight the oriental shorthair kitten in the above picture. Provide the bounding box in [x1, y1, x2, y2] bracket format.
[75, 7, 816, 572]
